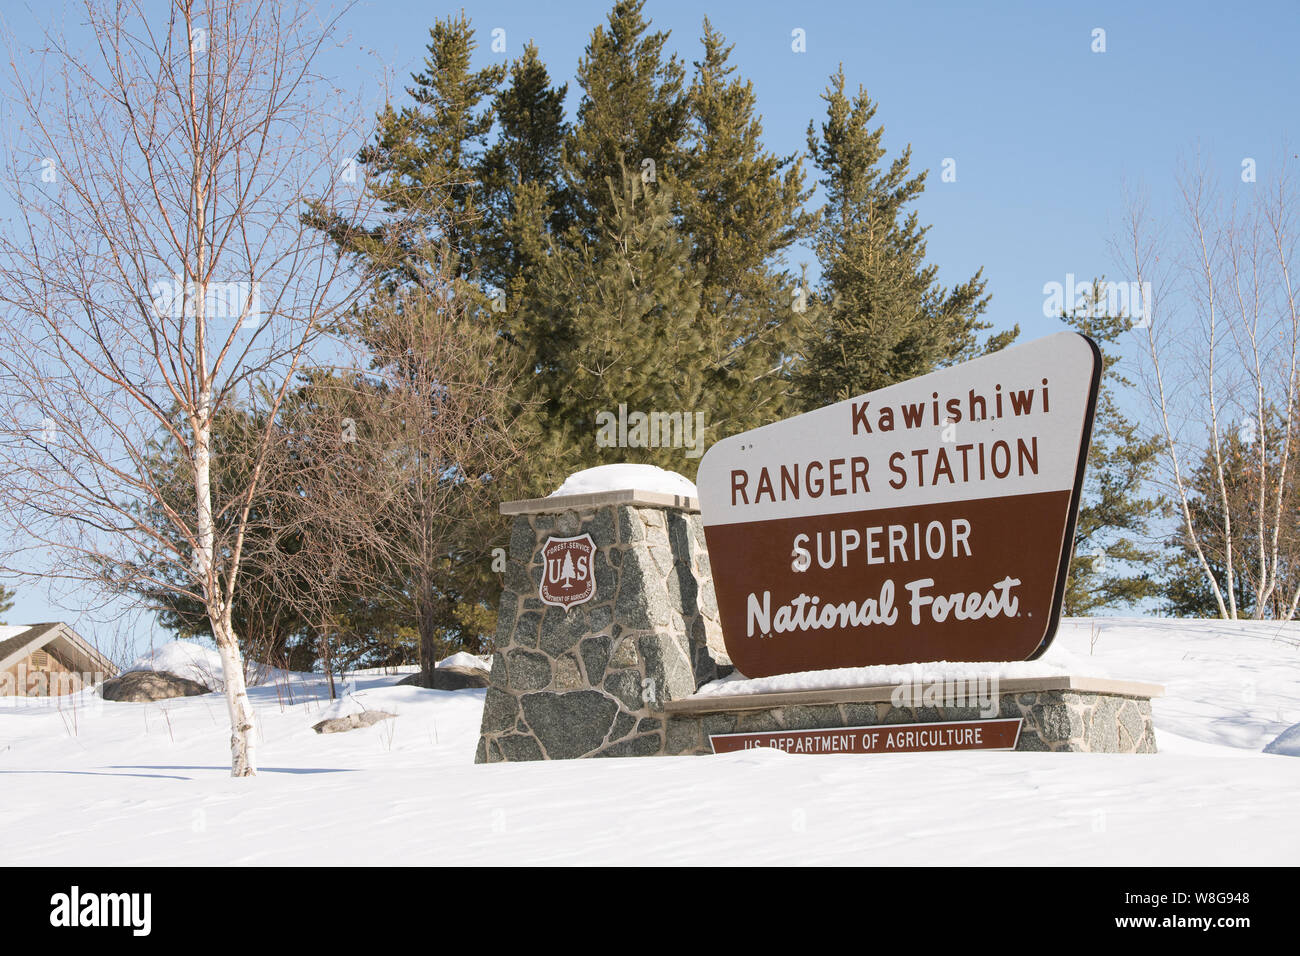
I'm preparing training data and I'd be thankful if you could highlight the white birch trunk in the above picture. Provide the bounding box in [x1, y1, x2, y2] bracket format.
[214, 608, 257, 776]
[194, 409, 258, 775]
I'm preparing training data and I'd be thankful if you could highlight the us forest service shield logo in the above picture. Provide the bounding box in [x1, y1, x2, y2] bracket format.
[539, 533, 597, 610]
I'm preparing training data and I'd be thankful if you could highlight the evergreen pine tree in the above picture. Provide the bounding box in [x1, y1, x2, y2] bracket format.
[478, 40, 570, 293]
[679, 18, 816, 434]
[511, 6, 829, 486]
[307, 13, 505, 287]
[1060, 279, 1164, 615]
[519, 162, 704, 490]
[500, 2, 703, 489]
[560, 0, 688, 237]
[793, 68, 1014, 409]
[0, 584, 14, 624]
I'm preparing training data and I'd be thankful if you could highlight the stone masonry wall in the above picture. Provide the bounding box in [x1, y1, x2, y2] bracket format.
[664, 690, 1157, 755]
[476, 501, 729, 762]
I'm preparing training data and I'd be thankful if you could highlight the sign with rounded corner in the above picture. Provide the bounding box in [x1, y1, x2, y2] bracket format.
[696, 332, 1100, 678]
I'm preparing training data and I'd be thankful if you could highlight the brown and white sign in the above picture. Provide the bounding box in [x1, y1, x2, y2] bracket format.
[697, 333, 1100, 677]
[539, 533, 597, 610]
[709, 718, 1023, 755]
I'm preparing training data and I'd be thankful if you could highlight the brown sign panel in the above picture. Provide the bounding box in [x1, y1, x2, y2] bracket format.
[697, 333, 1100, 677]
[539, 533, 596, 610]
[709, 718, 1023, 755]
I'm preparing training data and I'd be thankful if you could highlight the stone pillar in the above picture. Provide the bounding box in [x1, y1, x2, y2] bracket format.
[476, 489, 730, 762]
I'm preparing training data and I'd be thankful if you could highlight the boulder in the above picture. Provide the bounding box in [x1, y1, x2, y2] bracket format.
[397, 664, 490, 690]
[100, 669, 211, 702]
[312, 710, 396, 734]
[1263, 722, 1300, 756]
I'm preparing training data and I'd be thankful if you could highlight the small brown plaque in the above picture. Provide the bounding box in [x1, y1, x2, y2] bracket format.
[539, 533, 596, 610]
[709, 718, 1023, 755]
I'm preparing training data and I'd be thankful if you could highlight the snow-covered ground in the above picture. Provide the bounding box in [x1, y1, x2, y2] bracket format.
[1, 617, 1297, 865]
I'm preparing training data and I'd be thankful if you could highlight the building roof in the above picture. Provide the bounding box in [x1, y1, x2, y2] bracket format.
[0, 623, 118, 678]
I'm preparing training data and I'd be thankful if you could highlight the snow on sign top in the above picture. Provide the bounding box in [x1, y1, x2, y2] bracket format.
[549, 463, 697, 499]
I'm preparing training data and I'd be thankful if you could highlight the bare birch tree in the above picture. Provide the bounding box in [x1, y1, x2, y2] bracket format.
[0, 0, 382, 774]
[1123, 153, 1300, 619]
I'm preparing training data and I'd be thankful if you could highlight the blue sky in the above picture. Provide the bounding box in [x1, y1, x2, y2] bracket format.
[321, 0, 1298, 345]
[2, 0, 1297, 647]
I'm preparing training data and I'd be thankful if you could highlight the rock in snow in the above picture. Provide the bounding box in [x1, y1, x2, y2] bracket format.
[1263, 722, 1300, 756]
[100, 669, 210, 702]
[397, 652, 491, 689]
[548, 464, 697, 499]
[312, 711, 395, 734]
[397, 665, 489, 690]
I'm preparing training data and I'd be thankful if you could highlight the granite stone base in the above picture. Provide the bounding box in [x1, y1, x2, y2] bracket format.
[476, 490, 728, 763]
[662, 677, 1161, 755]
